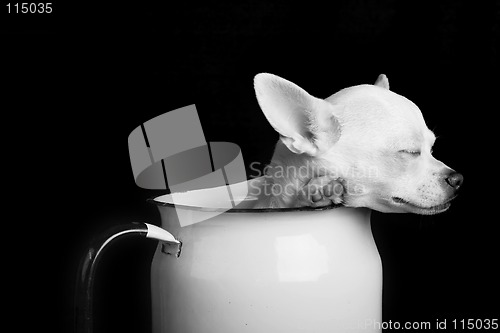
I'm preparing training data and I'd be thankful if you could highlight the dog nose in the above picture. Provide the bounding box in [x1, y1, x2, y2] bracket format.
[445, 172, 463, 190]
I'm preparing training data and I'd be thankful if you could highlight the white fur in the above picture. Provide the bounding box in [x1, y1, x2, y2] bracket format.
[253, 73, 461, 214]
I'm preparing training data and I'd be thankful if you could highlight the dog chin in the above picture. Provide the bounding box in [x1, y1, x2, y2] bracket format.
[345, 194, 455, 215]
[389, 196, 455, 215]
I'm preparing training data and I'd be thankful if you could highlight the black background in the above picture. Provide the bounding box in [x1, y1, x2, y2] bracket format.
[2, 1, 499, 332]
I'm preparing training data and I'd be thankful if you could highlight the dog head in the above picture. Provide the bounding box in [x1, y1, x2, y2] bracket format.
[254, 73, 463, 214]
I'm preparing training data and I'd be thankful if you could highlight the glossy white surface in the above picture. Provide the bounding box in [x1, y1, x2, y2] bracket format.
[145, 223, 179, 243]
[151, 184, 382, 332]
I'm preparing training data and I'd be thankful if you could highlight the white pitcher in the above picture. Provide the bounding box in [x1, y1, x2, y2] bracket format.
[76, 178, 382, 333]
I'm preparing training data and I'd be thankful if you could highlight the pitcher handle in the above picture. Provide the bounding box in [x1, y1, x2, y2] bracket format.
[74, 222, 180, 333]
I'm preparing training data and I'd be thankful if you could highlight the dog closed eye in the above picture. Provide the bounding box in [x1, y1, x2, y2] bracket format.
[399, 149, 421, 157]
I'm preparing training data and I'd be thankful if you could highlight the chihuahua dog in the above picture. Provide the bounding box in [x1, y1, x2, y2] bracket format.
[252, 73, 462, 214]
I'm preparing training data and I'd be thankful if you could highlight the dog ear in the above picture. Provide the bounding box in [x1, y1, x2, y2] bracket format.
[374, 74, 390, 90]
[254, 73, 341, 156]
